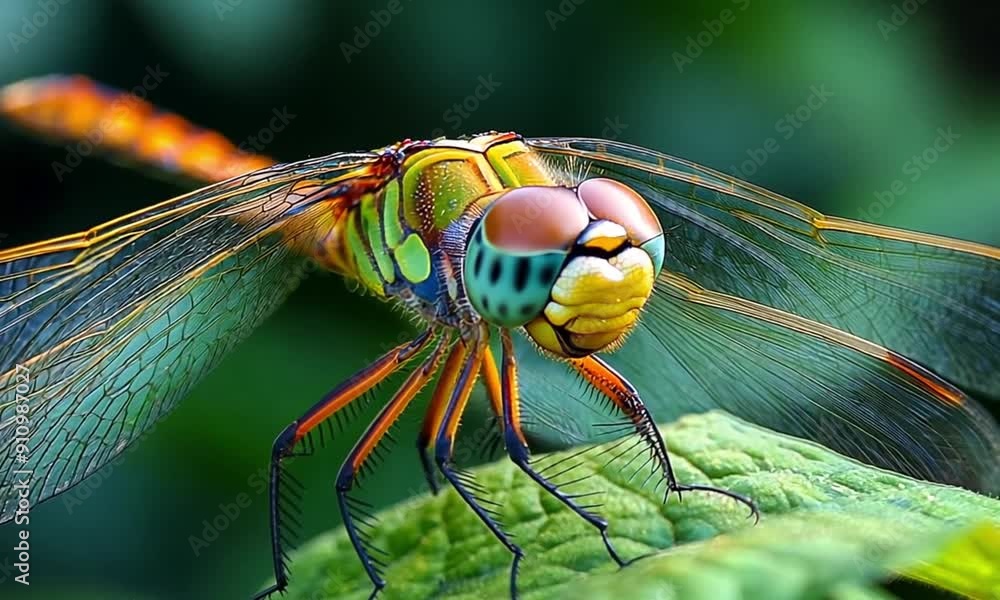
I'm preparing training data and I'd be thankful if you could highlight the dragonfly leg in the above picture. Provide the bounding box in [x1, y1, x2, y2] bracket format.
[414, 333, 507, 494]
[479, 344, 505, 425]
[415, 338, 466, 495]
[497, 330, 624, 565]
[252, 330, 435, 600]
[430, 329, 525, 599]
[335, 333, 450, 596]
[476, 345, 509, 459]
[569, 355, 759, 523]
[415, 438, 439, 495]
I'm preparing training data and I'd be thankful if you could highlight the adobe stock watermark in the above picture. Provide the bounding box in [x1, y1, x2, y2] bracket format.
[60, 406, 175, 515]
[0, 555, 19, 585]
[877, 0, 928, 40]
[428, 74, 502, 139]
[8, 364, 32, 586]
[237, 107, 294, 154]
[7, 0, 73, 54]
[213, 0, 246, 21]
[729, 84, 834, 179]
[861, 126, 959, 221]
[545, 0, 587, 31]
[851, 524, 906, 582]
[217, 106, 295, 176]
[601, 116, 628, 140]
[50, 65, 170, 182]
[502, 115, 627, 234]
[188, 466, 268, 556]
[673, 0, 751, 73]
[340, 0, 411, 64]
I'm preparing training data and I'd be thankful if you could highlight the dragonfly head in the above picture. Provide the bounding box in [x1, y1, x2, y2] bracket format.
[463, 178, 664, 357]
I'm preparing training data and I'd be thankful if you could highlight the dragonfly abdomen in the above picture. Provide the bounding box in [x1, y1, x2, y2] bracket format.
[0, 75, 273, 183]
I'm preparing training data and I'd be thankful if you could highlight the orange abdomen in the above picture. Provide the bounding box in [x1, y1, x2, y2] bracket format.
[0, 75, 274, 183]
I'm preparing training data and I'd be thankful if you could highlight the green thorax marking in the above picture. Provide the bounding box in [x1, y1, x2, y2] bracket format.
[345, 207, 386, 296]
[342, 135, 561, 298]
[360, 192, 395, 284]
[401, 147, 501, 233]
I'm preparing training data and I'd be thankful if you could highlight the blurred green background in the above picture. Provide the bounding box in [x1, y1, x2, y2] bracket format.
[0, 0, 997, 598]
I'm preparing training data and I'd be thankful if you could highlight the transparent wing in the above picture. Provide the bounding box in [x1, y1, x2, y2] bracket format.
[0, 152, 379, 521]
[520, 137, 1000, 492]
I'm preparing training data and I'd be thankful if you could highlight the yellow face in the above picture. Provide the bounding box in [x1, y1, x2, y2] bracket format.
[466, 177, 664, 358]
[524, 243, 656, 356]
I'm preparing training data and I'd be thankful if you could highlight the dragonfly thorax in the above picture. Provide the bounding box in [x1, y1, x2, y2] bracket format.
[463, 178, 666, 357]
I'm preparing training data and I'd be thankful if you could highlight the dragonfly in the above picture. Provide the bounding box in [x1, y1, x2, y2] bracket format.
[0, 75, 997, 599]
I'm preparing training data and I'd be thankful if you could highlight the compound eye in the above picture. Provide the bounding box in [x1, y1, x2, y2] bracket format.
[465, 187, 589, 329]
[482, 186, 589, 252]
[577, 178, 661, 244]
[577, 178, 664, 273]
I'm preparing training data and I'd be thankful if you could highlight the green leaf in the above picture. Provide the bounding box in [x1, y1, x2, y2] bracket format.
[903, 522, 1000, 599]
[558, 514, 998, 600]
[279, 412, 1000, 599]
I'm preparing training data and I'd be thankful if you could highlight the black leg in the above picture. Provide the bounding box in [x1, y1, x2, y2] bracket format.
[334, 334, 449, 596]
[415, 335, 467, 496]
[570, 354, 759, 522]
[498, 330, 625, 566]
[252, 331, 434, 599]
[431, 333, 525, 599]
[416, 439, 440, 495]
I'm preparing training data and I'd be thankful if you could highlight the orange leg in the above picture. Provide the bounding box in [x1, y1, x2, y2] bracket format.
[499, 331, 528, 450]
[334, 332, 451, 595]
[415, 339, 468, 494]
[417, 342, 504, 495]
[253, 330, 434, 600]
[475, 344, 509, 461]
[292, 332, 432, 445]
[569, 354, 676, 490]
[435, 336, 485, 458]
[480, 344, 504, 420]
[428, 326, 525, 598]
[498, 330, 622, 564]
[570, 354, 758, 519]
